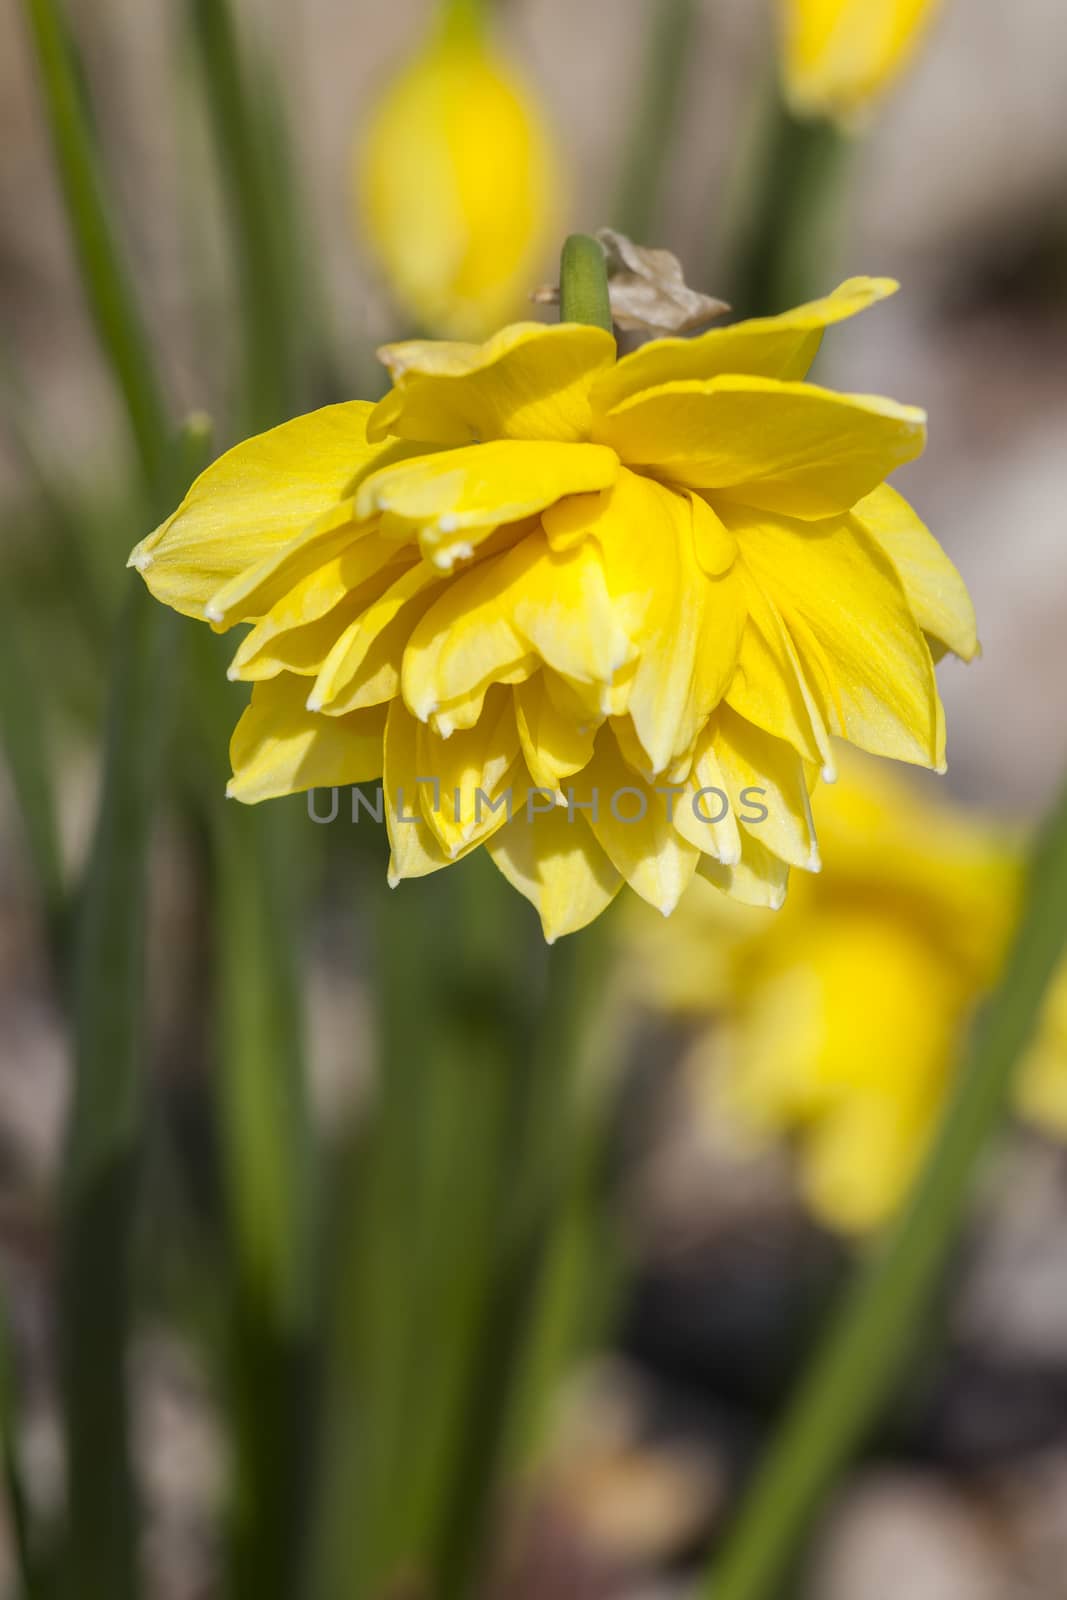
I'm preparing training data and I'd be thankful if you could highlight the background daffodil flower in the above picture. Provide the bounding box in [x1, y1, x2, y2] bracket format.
[356, 7, 561, 338]
[635, 755, 1067, 1234]
[781, 0, 942, 123]
[129, 277, 975, 942]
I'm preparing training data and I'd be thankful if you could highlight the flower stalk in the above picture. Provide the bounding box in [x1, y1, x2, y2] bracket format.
[727, 85, 851, 318]
[703, 767, 1067, 1600]
[188, 0, 297, 432]
[559, 232, 614, 334]
[614, 0, 699, 243]
[21, 0, 171, 499]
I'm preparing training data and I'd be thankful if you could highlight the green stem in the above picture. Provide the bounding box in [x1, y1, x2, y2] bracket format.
[188, 0, 294, 432]
[216, 805, 314, 1600]
[0, 1288, 39, 1599]
[59, 584, 174, 1600]
[20, 0, 171, 496]
[613, 0, 698, 242]
[726, 85, 851, 318]
[432, 916, 618, 1599]
[704, 769, 1067, 1600]
[18, 6, 193, 1597]
[559, 235, 614, 333]
[312, 856, 614, 1600]
[179, 626, 314, 1600]
[0, 585, 66, 951]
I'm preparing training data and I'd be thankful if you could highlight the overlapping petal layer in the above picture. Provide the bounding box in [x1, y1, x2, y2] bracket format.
[130, 280, 975, 938]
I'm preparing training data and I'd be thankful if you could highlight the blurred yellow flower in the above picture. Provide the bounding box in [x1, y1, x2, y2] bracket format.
[356, 6, 560, 338]
[129, 277, 975, 942]
[638, 757, 1067, 1233]
[781, 0, 941, 122]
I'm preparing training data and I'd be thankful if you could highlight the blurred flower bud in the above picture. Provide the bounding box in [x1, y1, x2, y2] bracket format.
[781, 0, 941, 124]
[356, 5, 561, 338]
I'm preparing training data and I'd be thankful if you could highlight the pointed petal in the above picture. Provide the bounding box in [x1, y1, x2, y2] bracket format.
[592, 278, 899, 412]
[384, 699, 465, 881]
[129, 402, 398, 620]
[545, 470, 743, 774]
[227, 535, 412, 680]
[854, 484, 978, 662]
[311, 562, 442, 715]
[726, 564, 834, 771]
[371, 322, 617, 445]
[697, 831, 792, 909]
[571, 730, 699, 914]
[731, 508, 943, 770]
[514, 674, 599, 790]
[227, 674, 386, 803]
[355, 439, 619, 569]
[403, 529, 633, 723]
[416, 685, 520, 855]
[672, 723, 743, 864]
[486, 806, 622, 941]
[596, 375, 925, 520]
[715, 706, 820, 870]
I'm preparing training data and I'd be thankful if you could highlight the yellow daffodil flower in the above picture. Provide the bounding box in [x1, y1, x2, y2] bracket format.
[637, 756, 1067, 1233]
[356, 9, 560, 338]
[129, 277, 976, 942]
[781, 0, 941, 123]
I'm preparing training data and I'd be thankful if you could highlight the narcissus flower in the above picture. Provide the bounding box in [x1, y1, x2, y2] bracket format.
[129, 276, 976, 942]
[356, 8, 560, 338]
[636, 758, 1067, 1233]
[781, 0, 941, 122]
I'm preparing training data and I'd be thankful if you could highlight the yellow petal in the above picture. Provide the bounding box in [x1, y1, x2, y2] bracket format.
[731, 508, 943, 769]
[129, 403, 395, 621]
[227, 674, 386, 803]
[486, 805, 622, 942]
[227, 534, 412, 680]
[698, 831, 792, 909]
[854, 484, 978, 662]
[357, 34, 560, 339]
[671, 724, 743, 865]
[311, 563, 442, 715]
[596, 375, 926, 520]
[403, 528, 634, 724]
[355, 439, 619, 569]
[725, 564, 834, 772]
[370, 322, 617, 445]
[782, 0, 942, 123]
[570, 729, 699, 915]
[544, 471, 743, 774]
[514, 673, 599, 791]
[592, 278, 899, 413]
[714, 707, 820, 871]
[416, 685, 520, 855]
[383, 699, 467, 882]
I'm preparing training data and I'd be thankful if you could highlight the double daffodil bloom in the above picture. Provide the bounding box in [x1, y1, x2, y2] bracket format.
[638, 758, 1067, 1233]
[357, 15, 559, 338]
[781, 0, 941, 122]
[130, 278, 976, 942]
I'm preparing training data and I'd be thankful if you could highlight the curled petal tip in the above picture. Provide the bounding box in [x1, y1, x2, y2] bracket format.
[305, 693, 323, 713]
[204, 603, 224, 623]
